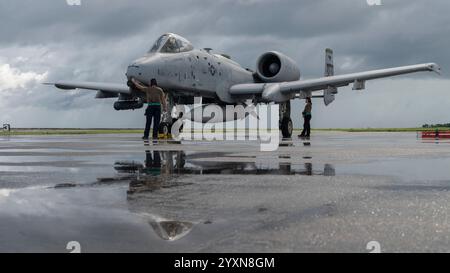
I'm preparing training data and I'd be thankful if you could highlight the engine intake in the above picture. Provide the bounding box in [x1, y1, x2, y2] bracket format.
[256, 51, 300, 83]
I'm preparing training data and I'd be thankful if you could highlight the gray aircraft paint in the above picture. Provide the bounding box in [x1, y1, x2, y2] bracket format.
[125, 35, 253, 104]
[48, 33, 440, 108]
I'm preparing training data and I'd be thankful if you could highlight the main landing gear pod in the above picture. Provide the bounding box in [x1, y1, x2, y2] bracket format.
[279, 101, 293, 138]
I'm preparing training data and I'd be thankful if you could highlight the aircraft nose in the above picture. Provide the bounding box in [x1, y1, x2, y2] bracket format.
[126, 64, 140, 79]
[126, 56, 147, 79]
[126, 54, 159, 83]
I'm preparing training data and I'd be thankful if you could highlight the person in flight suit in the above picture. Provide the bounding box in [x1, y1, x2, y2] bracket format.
[131, 78, 168, 141]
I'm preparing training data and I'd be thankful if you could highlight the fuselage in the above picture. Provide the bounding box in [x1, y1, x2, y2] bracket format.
[125, 35, 254, 104]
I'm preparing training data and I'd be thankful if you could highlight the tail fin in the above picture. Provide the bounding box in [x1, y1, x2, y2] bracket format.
[325, 48, 334, 77]
[324, 48, 337, 106]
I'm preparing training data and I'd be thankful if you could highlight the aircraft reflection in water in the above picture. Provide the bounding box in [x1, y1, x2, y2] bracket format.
[57, 151, 335, 242]
[119, 150, 335, 241]
[113, 150, 336, 181]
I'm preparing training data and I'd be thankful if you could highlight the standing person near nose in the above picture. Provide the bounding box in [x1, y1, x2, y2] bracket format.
[131, 78, 167, 141]
[299, 97, 312, 139]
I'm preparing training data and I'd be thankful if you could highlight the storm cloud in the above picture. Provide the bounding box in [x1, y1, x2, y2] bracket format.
[0, 0, 449, 128]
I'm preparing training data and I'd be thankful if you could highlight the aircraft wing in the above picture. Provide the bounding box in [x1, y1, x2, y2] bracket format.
[44, 81, 131, 98]
[229, 63, 441, 102]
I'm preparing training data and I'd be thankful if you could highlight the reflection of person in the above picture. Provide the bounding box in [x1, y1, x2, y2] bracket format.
[304, 163, 313, 176]
[132, 78, 167, 141]
[144, 151, 161, 176]
[127, 151, 162, 194]
[299, 97, 312, 139]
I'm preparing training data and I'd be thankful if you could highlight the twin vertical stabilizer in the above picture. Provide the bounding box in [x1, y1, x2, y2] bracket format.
[324, 48, 337, 106]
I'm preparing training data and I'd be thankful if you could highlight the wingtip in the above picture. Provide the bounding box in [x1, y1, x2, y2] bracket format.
[429, 63, 441, 75]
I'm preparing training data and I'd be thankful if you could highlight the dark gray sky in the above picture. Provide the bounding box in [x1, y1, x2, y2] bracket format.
[0, 0, 449, 128]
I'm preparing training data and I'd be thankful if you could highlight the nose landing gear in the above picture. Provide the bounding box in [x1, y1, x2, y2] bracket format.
[158, 94, 184, 139]
[158, 122, 171, 138]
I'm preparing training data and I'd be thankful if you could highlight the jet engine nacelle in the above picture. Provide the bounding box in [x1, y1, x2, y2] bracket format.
[114, 100, 144, 111]
[256, 51, 301, 83]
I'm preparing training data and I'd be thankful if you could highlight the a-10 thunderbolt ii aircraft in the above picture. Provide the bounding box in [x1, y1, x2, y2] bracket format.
[47, 33, 441, 138]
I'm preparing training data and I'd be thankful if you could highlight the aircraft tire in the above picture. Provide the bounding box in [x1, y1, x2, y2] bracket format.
[159, 119, 184, 138]
[281, 117, 293, 138]
[159, 122, 171, 135]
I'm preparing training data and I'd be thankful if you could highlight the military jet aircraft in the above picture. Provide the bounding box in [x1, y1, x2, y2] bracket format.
[46, 33, 441, 138]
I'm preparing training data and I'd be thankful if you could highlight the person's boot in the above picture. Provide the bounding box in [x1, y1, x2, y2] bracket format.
[152, 134, 158, 144]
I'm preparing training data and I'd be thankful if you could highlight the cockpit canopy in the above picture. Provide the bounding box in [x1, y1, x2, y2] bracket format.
[148, 33, 194, 54]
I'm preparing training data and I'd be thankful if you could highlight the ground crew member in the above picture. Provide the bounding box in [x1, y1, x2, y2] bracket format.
[299, 97, 312, 139]
[131, 78, 167, 141]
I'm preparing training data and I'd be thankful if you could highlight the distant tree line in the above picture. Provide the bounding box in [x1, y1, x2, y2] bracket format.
[422, 123, 450, 128]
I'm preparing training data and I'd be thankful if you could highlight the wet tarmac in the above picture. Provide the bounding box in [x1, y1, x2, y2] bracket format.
[0, 132, 450, 253]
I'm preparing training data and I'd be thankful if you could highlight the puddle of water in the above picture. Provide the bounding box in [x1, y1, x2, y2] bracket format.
[2, 133, 450, 252]
[109, 150, 335, 178]
[338, 157, 450, 181]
